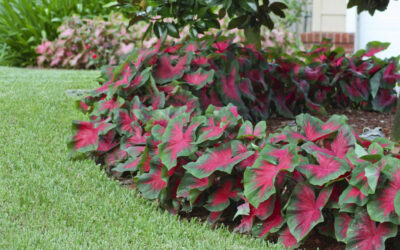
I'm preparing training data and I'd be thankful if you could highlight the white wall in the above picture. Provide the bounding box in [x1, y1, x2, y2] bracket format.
[355, 1, 400, 58]
[312, 0, 347, 32]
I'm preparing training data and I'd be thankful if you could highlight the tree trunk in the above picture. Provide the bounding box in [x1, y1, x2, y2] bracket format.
[391, 98, 400, 142]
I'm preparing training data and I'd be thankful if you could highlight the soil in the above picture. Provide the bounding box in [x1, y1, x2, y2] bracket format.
[116, 109, 398, 250]
[266, 108, 395, 139]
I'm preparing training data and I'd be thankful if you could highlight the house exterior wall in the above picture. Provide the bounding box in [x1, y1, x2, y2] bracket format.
[312, 0, 347, 32]
[356, 1, 400, 58]
[302, 0, 353, 53]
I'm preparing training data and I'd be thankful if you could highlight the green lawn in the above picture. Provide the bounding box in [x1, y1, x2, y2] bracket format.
[0, 67, 281, 249]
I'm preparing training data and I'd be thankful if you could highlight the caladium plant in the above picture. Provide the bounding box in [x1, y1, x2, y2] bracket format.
[69, 38, 400, 248]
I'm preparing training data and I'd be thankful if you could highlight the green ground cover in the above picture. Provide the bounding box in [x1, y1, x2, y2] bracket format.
[0, 67, 281, 249]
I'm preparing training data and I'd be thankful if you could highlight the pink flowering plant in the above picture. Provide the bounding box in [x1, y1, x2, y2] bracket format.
[69, 38, 400, 248]
[36, 14, 144, 69]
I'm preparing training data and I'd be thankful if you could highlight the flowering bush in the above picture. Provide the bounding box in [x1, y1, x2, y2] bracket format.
[69, 39, 400, 248]
[36, 14, 144, 69]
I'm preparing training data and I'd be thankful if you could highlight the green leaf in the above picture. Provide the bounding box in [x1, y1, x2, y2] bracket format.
[370, 71, 381, 99]
[228, 15, 249, 29]
[166, 22, 179, 38]
[238, 0, 257, 12]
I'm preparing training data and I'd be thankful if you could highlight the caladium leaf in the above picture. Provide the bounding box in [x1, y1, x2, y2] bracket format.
[113, 153, 145, 173]
[176, 172, 209, 200]
[208, 211, 222, 224]
[367, 157, 400, 224]
[217, 63, 243, 106]
[255, 198, 285, 237]
[395, 191, 400, 217]
[129, 66, 151, 89]
[237, 121, 267, 140]
[69, 120, 114, 154]
[184, 141, 253, 179]
[97, 130, 117, 152]
[158, 114, 200, 170]
[238, 78, 255, 102]
[204, 179, 238, 212]
[136, 158, 167, 200]
[330, 127, 356, 159]
[297, 153, 351, 186]
[244, 145, 299, 208]
[349, 162, 376, 195]
[196, 116, 230, 144]
[372, 89, 397, 112]
[183, 68, 214, 89]
[278, 227, 298, 249]
[154, 54, 192, 84]
[271, 91, 294, 118]
[167, 88, 200, 114]
[321, 114, 348, 132]
[340, 78, 369, 102]
[339, 185, 368, 207]
[116, 110, 138, 134]
[290, 114, 332, 142]
[346, 209, 397, 250]
[286, 184, 332, 242]
[364, 41, 390, 57]
[234, 196, 275, 233]
[349, 159, 385, 195]
[94, 97, 121, 115]
[334, 212, 353, 243]
[232, 141, 258, 170]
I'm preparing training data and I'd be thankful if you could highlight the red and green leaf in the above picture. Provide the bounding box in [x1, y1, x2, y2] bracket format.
[346, 209, 397, 250]
[286, 184, 332, 241]
[204, 179, 238, 212]
[176, 172, 209, 201]
[136, 158, 167, 199]
[367, 157, 400, 224]
[154, 54, 191, 83]
[184, 141, 253, 179]
[244, 145, 299, 208]
[339, 185, 368, 207]
[255, 198, 285, 237]
[69, 120, 114, 153]
[372, 89, 397, 112]
[158, 114, 200, 170]
[334, 212, 353, 243]
[278, 227, 299, 249]
[234, 196, 275, 233]
[298, 153, 350, 185]
[237, 121, 267, 140]
[364, 41, 390, 57]
[183, 69, 214, 89]
[196, 116, 230, 144]
[290, 114, 332, 142]
[217, 64, 242, 105]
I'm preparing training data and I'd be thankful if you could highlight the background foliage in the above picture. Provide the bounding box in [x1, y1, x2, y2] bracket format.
[0, 0, 115, 66]
[36, 14, 143, 69]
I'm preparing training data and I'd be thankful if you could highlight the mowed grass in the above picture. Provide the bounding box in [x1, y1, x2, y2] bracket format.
[0, 67, 282, 249]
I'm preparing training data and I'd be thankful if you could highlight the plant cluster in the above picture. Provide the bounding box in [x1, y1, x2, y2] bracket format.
[70, 39, 400, 248]
[79, 38, 397, 121]
[36, 14, 143, 69]
[0, 0, 116, 66]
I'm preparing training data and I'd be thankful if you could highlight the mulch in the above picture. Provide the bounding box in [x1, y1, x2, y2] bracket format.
[266, 108, 395, 139]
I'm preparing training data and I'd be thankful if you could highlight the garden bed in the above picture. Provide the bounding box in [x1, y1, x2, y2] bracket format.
[266, 109, 395, 138]
[112, 108, 397, 250]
